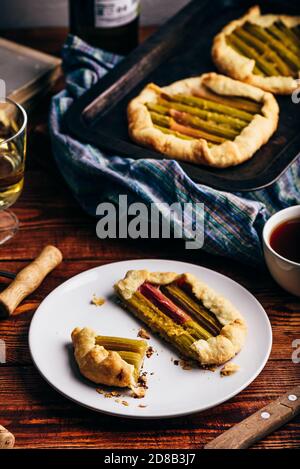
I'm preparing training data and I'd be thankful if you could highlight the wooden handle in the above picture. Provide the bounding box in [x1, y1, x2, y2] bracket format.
[0, 425, 15, 449]
[204, 385, 300, 449]
[0, 245, 63, 318]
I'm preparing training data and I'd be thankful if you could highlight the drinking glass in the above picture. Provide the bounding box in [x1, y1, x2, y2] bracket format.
[0, 98, 27, 244]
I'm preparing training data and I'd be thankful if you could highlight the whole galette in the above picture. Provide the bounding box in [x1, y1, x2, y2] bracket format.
[212, 5, 300, 94]
[127, 72, 278, 168]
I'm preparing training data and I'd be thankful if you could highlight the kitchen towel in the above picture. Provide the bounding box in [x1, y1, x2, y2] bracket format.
[50, 35, 300, 266]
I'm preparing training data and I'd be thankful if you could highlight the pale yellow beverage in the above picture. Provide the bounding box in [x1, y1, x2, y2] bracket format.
[0, 140, 25, 209]
[0, 98, 27, 244]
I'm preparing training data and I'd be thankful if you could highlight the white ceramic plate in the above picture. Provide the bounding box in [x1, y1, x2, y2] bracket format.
[29, 259, 272, 419]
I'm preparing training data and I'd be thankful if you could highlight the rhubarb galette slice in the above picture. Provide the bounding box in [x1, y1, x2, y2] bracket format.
[127, 72, 278, 168]
[114, 271, 247, 366]
[72, 327, 147, 389]
[212, 5, 300, 94]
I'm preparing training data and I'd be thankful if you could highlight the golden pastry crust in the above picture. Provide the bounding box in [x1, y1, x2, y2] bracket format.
[212, 5, 300, 94]
[127, 72, 278, 168]
[71, 327, 135, 388]
[115, 270, 247, 365]
[220, 362, 240, 376]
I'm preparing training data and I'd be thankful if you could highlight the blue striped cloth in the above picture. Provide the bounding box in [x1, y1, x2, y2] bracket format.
[50, 35, 300, 266]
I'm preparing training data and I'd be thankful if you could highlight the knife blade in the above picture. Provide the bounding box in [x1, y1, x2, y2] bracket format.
[0, 271, 16, 280]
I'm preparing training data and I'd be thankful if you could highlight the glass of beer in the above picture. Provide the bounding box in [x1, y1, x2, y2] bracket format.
[0, 98, 27, 244]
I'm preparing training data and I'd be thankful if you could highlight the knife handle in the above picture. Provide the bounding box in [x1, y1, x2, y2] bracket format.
[204, 385, 300, 449]
[0, 245, 63, 318]
[0, 425, 15, 449]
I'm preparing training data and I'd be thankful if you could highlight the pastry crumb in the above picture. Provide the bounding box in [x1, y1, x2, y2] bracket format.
[91, 295, 105, 306]
[138, 404, 147, 408]
[121, 400, 129, 407]
[137, 328, 150, 340]
[200, 364, 217, 372]
[96, 388, 121, 398]
[173, 360, 179, 366]
[132, 387, 146, 399]
[220, 363, 240, 377]
[180, 359, 193, 370]
[146, 346, 155, 358]
[138, 372, 148, 389]
[131, 373, 148, 398]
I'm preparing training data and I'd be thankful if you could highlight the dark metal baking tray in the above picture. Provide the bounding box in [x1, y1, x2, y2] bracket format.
[65, 0, 300, 192]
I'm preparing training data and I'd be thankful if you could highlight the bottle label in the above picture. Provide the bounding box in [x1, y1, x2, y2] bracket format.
[94, 0, 139, 29]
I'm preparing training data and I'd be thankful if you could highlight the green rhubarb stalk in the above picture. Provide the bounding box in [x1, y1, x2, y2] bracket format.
[146, 102, 170, 116]
[150, 112, 170, 128]
[154, 125, 194, 140]
[170, 109, 238, 139]
[165, 92, 254, 122]
[137, 283, 213, 341]
[226, 37, 265, 75]
[147, 101, 247, 131]
[161, 284, 222, 336]
[150, 111, 226, 144]
[244, 22, 300, 71]
[228, 33, 280, 76]
[184, 319, 212, 341]
[236, 27, 293, 76]
[200, 87, 262, 114]
[96, 335, 148, 355]
[267, 23, 300, 55]
[157, 99, 248, 130]
[173, 333, 197, 356]
[117, 351, 144, 380]
[127, 292, 199, 360]
[276, 21, 300, 48]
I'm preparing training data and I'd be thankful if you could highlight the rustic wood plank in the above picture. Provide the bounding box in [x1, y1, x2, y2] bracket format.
[0, 365, 299, 449]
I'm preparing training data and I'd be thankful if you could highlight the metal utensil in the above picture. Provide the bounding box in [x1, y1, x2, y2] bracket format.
[0, 271, 16, 280]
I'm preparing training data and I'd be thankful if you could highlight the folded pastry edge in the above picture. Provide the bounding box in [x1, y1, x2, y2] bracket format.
[71, 327, 136, 388]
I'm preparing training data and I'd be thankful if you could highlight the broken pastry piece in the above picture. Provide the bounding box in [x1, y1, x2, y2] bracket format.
[220, 362, 240, 377]
[127, 72, 278, 167]
[71, 327, 147, 389]
[91, 295, 105, 306]
[212, 5, 300, 94]
[114, 271, 247, 366]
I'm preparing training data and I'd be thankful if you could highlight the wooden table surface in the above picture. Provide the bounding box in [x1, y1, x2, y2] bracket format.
[0, 28, 299, 450]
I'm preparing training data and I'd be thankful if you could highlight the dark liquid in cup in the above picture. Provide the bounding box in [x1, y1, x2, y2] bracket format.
[270, 218, 300, 263]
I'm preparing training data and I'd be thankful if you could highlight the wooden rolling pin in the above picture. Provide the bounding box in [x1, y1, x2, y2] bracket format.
[0, 425, 15, 449]
[0, 245, 63, 318]
[204, 385, 300, 449]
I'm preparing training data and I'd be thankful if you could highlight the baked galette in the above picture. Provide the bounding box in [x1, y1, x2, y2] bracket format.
[127, 72, 278, 168]
[115, 271, 247, 366]
[72, 327, 147, 389]
[212, 5, 300, 94]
